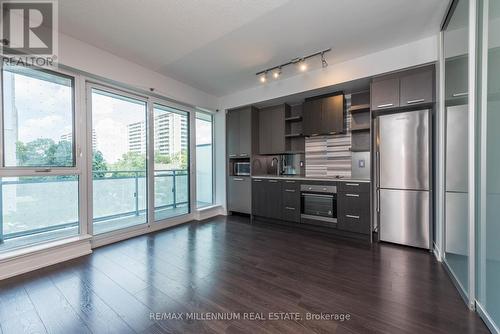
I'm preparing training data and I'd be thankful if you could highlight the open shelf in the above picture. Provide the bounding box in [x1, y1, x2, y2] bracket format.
[285, 116, 303, 122]
[350, 125, 370, 132]
[285, 133, 303, 138]
[350, 148, 371, 152]
[349, 104, 370, 113]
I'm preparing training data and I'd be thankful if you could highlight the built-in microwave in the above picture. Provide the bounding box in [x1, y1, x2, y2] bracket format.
[233, 162, 250, 176]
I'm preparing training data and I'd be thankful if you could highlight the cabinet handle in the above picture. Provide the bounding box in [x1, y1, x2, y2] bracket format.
[377, 103, 394, 109]
[452, 92, 468, 97]
[268, 180, 279, 183]
[346, 215, 360, 219]
[346, 183, 359, 186]
[285, 180, 296, 183]
[233, 178, 245, 181]
[285, 189, 296, 193]
[240, 153, 248, 157]
[254, 179, 262, 182]
[407, 99, 425, 104]
[285, 207, 296, 211]
[346, 194, 359, 197]
[229, 154, 237, 157]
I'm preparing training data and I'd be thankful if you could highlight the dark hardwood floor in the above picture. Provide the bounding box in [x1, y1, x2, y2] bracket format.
[0, 215, 490, 334]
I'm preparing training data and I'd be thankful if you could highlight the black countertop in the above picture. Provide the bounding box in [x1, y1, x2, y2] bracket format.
[250, 175, 371, 183]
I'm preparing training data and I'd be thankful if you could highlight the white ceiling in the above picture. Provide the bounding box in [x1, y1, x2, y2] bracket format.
[59, 0, 448, 97]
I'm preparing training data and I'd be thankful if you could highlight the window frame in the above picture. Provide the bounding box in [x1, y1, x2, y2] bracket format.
[151, 100, 192, 223]
[85, 82, 150, 236]
[195, 111, 215, 208]
[0, 63, 87, 248]
[0, 65, 78, 171]
[0, 61, 207, 251]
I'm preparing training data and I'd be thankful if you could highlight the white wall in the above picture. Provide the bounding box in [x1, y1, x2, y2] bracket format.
[58, 33, 218, 111]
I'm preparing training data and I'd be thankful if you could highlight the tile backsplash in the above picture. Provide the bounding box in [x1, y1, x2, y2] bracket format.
[305, 98, 352, 178]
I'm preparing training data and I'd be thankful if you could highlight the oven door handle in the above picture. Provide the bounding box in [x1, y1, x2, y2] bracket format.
[301, 193, 334, 199]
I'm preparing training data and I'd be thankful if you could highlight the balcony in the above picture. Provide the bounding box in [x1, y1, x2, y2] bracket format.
[0, 169, 205, 252]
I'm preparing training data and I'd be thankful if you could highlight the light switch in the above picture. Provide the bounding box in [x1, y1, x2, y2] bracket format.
[359, 159, 365, 168]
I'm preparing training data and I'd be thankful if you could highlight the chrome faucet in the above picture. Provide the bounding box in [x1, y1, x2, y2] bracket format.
[271, 157, 280, 176]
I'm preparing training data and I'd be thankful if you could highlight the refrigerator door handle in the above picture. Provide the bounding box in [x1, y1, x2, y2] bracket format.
[376, 189, 380, 213]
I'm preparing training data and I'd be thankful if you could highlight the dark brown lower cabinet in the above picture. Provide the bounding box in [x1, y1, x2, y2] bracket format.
[337, 191, 370, 234]
[252, 179, 267, 217]
[228, 177, 251, 214]
[282, 181, 301, 222]
[252, 179, 282, 220]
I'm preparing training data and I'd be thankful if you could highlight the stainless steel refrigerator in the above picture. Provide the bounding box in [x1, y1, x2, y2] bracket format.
[376, 109, 431, 249]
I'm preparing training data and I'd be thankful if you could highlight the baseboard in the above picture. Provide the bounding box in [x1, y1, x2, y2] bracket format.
[194, 205, 223, 221]
[433, 241, 443, 262]
[477, 302, 500, 334]
[0, 236, 92, 280]
[443, 259, 472, 309]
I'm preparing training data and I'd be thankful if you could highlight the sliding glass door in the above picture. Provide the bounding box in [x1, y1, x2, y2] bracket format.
[443, 0, 471, 297]
[0, 65, 81, 252]
[153, 104, 190, 221]
[89, 87, 148, 234]
[477, 0, 500, 328]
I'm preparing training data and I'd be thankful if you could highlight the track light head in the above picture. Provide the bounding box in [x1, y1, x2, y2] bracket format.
[299, 60, 307, 72]
[259, 72, 267, 83]
[321, 52, 328, 68]
[273, 67, 282, 79]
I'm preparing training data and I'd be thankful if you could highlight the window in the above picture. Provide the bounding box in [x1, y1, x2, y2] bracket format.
[196, 112, 213, 208]
[1, 65, 79, 252]
[0, 176, 79, 252]
[90, 88, 148, 234]
[153, 104, 189, 221]
[2, 65, 75, 167]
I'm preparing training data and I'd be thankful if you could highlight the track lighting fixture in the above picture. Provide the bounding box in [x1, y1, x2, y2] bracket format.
[299, 59, 307, 72]
[260, 71, 267, 83]
[273, 67, 282, 79]
[256, 48, 331, 83]
[321, 52, 328, 68]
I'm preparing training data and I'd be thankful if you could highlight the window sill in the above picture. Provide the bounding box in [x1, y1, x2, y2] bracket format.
[196, 204, 220, 212]
[0, 235, 92, 280]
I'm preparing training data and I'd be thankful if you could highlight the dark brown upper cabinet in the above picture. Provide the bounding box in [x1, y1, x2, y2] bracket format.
[371, 77, 400, 110]
[322, 94, 344, 134]
[226, 106, 258, 158]
[303, 93, 344, 136]
[445, 56, 468, 102]
[400, 68, 434, 107]
[371, 65, 435, 111]
[303, 99, 322, 136]
[258, 104, 287, 154]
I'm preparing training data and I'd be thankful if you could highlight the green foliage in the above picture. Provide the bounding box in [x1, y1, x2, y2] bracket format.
[92, 150, 108, 178]
[171, 150, 188, 169]
[15, 139, 109, 179]
[110, 151, 146, 171]
[154, 151, 171, 165]
[16, 139, 72, 166]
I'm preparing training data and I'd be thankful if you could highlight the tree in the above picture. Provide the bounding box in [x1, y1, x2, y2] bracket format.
[92, 150, 108, 178]
[171, 150, 188, 169]
[110, 151, 146, 172]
